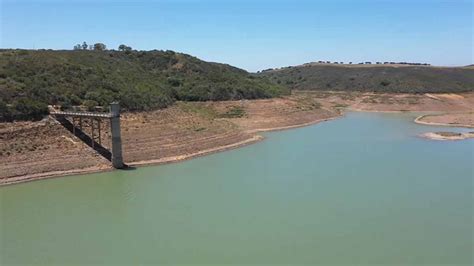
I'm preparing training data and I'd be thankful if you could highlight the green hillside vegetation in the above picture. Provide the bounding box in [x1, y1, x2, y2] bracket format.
[0, 49, 287, 121]
[258, 64, 474, 93]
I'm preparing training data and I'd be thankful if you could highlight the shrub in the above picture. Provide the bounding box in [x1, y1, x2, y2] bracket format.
[0, 100, 11, 121]
[219, 106, 246, 118]
[10, 98, 48, 121]
[83, 100, 99, 111]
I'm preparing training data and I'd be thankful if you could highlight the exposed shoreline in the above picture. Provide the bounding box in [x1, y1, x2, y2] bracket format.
[414, 114, 474, 128]
[245, 115, 342, 133]
[0, 114, 341, 187]
[130, 135, 264, 167]
[0, 166, 113, 187]
[1, 92, 473, 187]
[130, 116, 343, 167]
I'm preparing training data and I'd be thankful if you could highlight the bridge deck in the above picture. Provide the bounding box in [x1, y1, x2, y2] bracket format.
[50, 111, 114, 118]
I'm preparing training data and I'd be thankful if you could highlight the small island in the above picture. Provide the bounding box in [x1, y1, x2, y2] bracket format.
[421, 131, 474, 141]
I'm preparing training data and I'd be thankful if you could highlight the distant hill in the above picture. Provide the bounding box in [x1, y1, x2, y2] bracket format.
[0, 49, 286, 121]
[257, 63, 474, 93]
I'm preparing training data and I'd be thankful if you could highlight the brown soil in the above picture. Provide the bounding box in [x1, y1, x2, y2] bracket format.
[303, 91, 474, 113]
[415, 113, 474, 128]
[1, 92, 473, 186]
[0, 120, 110, 180]
[120, 105, 255, 164]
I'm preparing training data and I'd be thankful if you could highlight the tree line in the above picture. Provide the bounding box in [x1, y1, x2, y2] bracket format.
[73, 42, 132, 52]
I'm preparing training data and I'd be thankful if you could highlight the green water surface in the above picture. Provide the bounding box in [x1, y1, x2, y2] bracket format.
[1, 112, 473, 265]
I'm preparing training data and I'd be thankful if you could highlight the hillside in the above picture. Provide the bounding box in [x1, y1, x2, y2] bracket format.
[258, 63, 474, 93]
[0, 49, 287, 121]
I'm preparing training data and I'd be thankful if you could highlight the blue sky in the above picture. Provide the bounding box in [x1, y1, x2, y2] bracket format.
[1, 0, 472, 71]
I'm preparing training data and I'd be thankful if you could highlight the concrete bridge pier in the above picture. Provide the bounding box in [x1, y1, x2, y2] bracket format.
[110, 102, 124, 169]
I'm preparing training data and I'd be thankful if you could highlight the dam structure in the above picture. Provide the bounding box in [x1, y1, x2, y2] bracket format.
[50, 102, 124, 169]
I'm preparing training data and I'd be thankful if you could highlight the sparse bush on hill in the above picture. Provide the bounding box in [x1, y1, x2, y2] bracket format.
[258, 64, 474, 93]
[0, 49, 287, 121]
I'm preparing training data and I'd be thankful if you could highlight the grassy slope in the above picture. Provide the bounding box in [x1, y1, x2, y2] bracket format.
[0, 49, 287, 121]
[258, 64, 474, 93]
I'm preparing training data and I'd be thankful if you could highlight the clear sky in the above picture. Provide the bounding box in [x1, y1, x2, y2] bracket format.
[1, 0, 472, 72]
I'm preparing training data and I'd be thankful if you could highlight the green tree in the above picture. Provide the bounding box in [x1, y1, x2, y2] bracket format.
[93, 43, 107, 51]
[83, 100, 98, 111]
[0, 100, 11, 122]
[12, 99, 48, 121]
[81, 41, 88, 50]
[118, 44, 132, 52]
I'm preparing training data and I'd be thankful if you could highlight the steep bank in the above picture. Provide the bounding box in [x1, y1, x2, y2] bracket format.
[1, 92, 473, 186]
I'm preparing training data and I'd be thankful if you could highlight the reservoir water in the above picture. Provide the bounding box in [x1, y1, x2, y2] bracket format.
[1, 112, 473, 265]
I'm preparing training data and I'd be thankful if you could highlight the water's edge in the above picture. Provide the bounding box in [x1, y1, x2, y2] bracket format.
[0, 115, 342, 186]
[1, 111, 470, 187]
